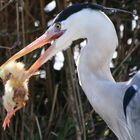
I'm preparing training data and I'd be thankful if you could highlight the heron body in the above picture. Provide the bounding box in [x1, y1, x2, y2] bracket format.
[76, 8, 137, 140]
[49, 4, 140, 140]
[1, 3, 140, 139]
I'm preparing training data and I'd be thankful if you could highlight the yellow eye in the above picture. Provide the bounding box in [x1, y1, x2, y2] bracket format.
[55, 23, 61, 30]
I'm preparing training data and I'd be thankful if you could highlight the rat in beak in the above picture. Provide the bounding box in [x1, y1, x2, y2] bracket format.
[0, 23, 65, 130]
[1, 61, 29, 130]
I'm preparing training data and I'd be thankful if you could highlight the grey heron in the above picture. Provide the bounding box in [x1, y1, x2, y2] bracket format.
[1, 3, 140, 140]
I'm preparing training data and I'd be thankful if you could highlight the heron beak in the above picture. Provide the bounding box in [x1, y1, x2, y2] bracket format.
[26, 44, 56, 77]
[0, 31, 64, 70]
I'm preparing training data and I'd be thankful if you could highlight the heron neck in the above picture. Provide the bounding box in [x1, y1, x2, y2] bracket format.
[79, 38, 115, 82]
[80, 19, 118, 81]
[77, 39, 116, 107]
[77, 11, 118, 93]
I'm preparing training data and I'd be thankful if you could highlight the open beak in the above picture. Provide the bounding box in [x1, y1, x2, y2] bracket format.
[0, 30, 64, 77]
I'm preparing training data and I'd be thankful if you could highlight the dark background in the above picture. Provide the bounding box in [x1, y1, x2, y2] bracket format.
[0, 0, 140, 140]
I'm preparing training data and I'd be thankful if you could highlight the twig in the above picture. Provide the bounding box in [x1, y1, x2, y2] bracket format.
[113, 19, 140, 76]
[113, 42, 140, 76]
[65, 49, 82, 140]
[39, 0, 45, 30]
[35, 116, 43, 140]
[0, 45, 14, 49]
[85, 109, 94, 121]
[20, 0, 26, 62]
[75, 81, 86, 140]
[46, 84, 59, 134]
[0, 0, 14, 12]
[16, 1, 20, 41]
[14, 117, 19, 140]
[0, 41, 21, 50]
[0, 28, 42, 37]
[21, 109, 25, 140]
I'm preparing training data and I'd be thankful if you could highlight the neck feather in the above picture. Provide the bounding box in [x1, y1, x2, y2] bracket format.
[78, 11, 118, 82]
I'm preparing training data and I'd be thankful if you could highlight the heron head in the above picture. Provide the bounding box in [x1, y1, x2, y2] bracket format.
[0, 3, 117, 76]
[0, 4, 89, 73]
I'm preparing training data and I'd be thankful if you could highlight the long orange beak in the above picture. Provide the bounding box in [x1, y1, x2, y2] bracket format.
[26, 45, 56, 77]
[0, 30, 64, 77]
[0, 33, 50, 68]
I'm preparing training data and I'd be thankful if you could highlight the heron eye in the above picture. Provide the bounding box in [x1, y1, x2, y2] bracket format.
[55, 23, 61, 30]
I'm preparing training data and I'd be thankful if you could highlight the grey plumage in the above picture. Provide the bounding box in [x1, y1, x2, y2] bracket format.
[2, 3, 138, 139]
[123, 72, 140, 140]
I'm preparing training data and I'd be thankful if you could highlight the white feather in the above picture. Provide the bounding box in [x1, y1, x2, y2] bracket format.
[3, 80, 16, 112]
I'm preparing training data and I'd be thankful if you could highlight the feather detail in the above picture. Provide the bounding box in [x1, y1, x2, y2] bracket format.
[0, 61, 29, 129]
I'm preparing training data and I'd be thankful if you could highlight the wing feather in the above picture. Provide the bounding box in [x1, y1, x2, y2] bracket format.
[124, 71, 140, 140]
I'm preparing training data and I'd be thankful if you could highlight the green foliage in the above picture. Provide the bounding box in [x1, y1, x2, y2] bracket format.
[57, 117, 74, 140]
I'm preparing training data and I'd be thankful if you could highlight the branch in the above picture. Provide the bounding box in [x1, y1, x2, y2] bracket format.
[0, 0, 14, 12]
[0, 41, 21, 50]
[113, 42, 140, 76]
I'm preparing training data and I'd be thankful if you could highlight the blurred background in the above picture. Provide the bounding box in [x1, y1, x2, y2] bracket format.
[0, 0, 140, 140]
